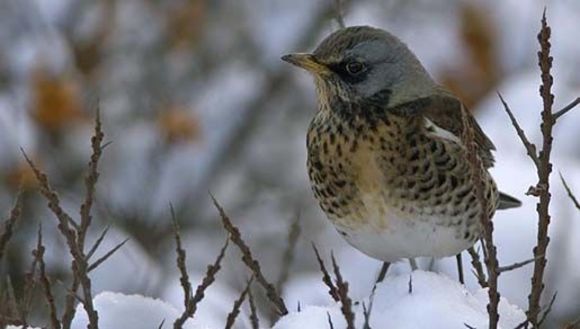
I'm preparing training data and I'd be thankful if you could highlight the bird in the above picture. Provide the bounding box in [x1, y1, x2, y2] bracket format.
[281, 26, 521, 264]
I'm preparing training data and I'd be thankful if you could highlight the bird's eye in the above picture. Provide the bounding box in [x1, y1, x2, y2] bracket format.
[345, 61, 365, 75]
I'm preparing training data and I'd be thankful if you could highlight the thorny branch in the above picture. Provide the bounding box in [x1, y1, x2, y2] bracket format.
[467, 246, 488, 288]
[34, 225, 61, 329]
[312, 244, 339, 302]
[211, 194, 288, 316]
[276, 214, 301, 293]
[497, 93, 539, 167]
[224, 277, 254, 329]
[461, 104, 500, 328]
[526, 12, 556, 327]
[173, 203, 229, 329]
[23, 111, 108, 329]
[499, 11, 578, 327]
[331, 253, 355, 329]
[0, 188, 23, 261]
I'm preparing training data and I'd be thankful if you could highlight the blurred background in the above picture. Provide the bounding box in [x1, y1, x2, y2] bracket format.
[1, 0, 579, 328]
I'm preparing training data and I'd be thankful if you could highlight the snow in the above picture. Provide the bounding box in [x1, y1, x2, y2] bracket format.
[275, 271, 526, 329]
[71, 292, 201, 329]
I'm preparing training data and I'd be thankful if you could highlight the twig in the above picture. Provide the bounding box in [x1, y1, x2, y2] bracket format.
[334, 0, 346, 28]
[224, 277, 254, 329]
[86, 226, 111, 260]
[22, 110, 107, 329]
[327, 312, 335, 329]
[189, 238, 229, 316]
[559, 172, 580, 210]
[78, 107, 104, 251]
[34, 224, 61, 329]
[0, 188, 23, 261]
[467, 247, 488, 288]
[537, 291, 557, 327]
[248, 289, 260, 329]
[211, 194, 288, 315]
[461, 102, 500, 329]
[173, 203, 229, 329]
[553, 97, 580, 121]
[526, 11, 556, 327]
[364, 262, 389, 329]
[61, 276, 80, 329]
[497, 93, 539, 167]
[331, 253, 355, 329]
[498, 255, 543, 273]
[87, 238, 129, 272]
[312, 243, 339, 302]
[276, 214, 301, 293]
[171, 204, 192, 329]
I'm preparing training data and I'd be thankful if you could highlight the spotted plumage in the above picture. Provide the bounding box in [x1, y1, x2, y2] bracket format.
[283, 26, 520, 262]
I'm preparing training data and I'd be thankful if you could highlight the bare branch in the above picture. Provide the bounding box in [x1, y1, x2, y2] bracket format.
[61, 276, 80, 329]
[334, 0, 346, 29]
[224, 277, 254, 329]
[498, 255, 543, 273]
[559, 172, 580, 210]
[312, 243, 339, 302]
[190, 238, 229, 312]
[327, 312, 335, 329]
[211, 194, 288, 315]
[276, 214, 301, 293]
[248, 288, 260, 329]
[0, 189, 23, 261]
[33, 225, 61, 329]
[497, 93, 540, 166]
[79, 107, 104, 250]
[461, 102, 500, 328]
[364, 262, 390, 329]
[553, 97, 580, 121]
[172, 204, 193, 329]
[174, 233, 228, 329]
[21, 148, 81, 239]
[537, 291, 557, 327]
[86, 226, 111, 261]
[331, 253, 355, 329]
[87, 238, 129, 272]
[467, 247, 488, 288]
[526, 11, 557, 326]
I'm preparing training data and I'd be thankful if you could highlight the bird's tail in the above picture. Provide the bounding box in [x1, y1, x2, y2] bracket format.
[498, 192, 522, 210]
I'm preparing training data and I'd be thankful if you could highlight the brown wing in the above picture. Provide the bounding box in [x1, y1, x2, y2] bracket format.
[422, 93, 496, 168]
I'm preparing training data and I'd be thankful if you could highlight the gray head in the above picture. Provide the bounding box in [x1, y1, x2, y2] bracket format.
[282, 26, 437, 107]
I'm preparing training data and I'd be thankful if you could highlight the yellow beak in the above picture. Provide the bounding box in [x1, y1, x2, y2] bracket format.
[281, 53, 328, 74]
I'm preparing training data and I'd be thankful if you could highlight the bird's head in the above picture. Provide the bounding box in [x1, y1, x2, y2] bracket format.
[282, 26, 437, 108]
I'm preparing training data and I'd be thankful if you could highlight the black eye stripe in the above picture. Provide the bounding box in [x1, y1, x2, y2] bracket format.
[327, 61, 368, 84]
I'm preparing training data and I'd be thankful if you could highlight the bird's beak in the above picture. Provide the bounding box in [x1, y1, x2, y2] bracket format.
[281, 53, 328, 74]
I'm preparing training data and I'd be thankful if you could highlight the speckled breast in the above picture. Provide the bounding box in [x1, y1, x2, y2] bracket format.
[306, 105, 499, 259]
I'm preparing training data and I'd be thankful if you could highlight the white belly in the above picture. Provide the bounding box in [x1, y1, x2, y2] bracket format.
[336, 214, 474, 262]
